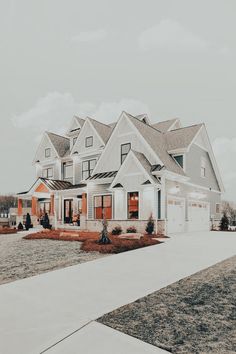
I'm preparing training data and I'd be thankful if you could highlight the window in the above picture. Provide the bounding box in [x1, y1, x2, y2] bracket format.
[85, 136, 93, 148]
[121, 143, 131, 164]
[216, 203, 221, 214]
[82, 159, 96, 180]
[94, 195, 112, 219]
[73, 137, 77, 145]
[127, 192, 139, 219]
[63, 162, 73, 180]
[201, 157, 206, 178]
[173, 155, 183, 168]
[45, 148, 51, 158]
[42, 168, 53, 178]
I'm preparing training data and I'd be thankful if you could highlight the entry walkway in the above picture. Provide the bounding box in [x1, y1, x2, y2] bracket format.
[0, 232, 235, 354]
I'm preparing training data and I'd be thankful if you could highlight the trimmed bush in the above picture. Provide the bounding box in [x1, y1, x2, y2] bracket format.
[111, 226, 123, 235]
[126, 226, 137, 233]
[146, 214, 155, 235]
[220, 213, 229, 231]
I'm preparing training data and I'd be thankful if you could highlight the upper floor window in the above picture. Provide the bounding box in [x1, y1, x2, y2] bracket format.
[201, 157, 206, 178]
[173, 155, 183, 168]
[121, 143, 131, 164]
[85, 136, 93, 148]
[216, 203, 221, 214]
[127, 192, 139, 219]
[63, 162, 73, 180]
[45, 148, 51, 158]
[42, 167, 53, 179]
[82, 159, 96, 180]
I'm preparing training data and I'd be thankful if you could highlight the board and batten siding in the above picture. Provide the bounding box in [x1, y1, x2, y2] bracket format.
[87, 183, 112, 219]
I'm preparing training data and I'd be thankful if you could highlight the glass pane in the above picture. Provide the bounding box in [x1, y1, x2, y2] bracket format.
[128, 192, 139, 219]
[94, 196, 102, 207]
[82, 171, 89, 180]
[83, 161, 89, 170]
[174, 155, 183, 168]
[121, 143, 131, 154]
[90, 159, 96, 169]
[103, 195, 112, 207]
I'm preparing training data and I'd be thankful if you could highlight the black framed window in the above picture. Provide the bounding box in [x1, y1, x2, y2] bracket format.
[121, 143, 131, 164]
[173, 155, 183, 168]
[82, 159, 96, 179]
[63, 162, 73, 180]
[94, 195, 112, 219]
[42, 168, 53, 178]
[45, 148, 51, 158]
[127, 192, 139, 219]
[85, 136, 93, 148]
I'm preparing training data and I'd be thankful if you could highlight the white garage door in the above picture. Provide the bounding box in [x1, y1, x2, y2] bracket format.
[188, 201, 210, 232]
[167, 197, 185, 234]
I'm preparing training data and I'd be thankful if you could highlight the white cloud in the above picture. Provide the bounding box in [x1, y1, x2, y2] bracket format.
[138, 19, 208, 52]
[12, 92, 149, 139]
[213, 137, 236, 202]
[71, 29, 107, 43]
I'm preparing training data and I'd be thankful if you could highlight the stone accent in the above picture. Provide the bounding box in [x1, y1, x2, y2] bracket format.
[83, 219, 166, 235]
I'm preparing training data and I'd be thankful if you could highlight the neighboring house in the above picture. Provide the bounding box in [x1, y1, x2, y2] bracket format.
[16, 112, 224, 234]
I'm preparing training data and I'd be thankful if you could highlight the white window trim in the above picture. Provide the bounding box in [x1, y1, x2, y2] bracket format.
[92, 193, 113, 220]
[127, 191, 140, 221]
[45, 148, 51, 158]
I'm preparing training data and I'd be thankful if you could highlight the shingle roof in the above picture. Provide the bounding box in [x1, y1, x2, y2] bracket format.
[88, 117, 113, 144]
[165, 124, 203, 151]
[126, 114, 186, 176]
[132, 150, 161, 185]
[152, 118, 178, 132]
[74, 116, 85, 128]
[46, 132, 70, 157]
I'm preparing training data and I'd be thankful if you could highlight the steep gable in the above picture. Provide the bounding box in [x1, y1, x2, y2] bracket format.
[165, 124, 203, 152]
[152, 118, 181, 132]
[47, 132, 70, 157]
[33, 132, 59, 163]
[66, 116, 85, 136]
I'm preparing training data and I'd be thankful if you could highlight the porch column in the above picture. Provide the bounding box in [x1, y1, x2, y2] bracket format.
[17, 199, 23, 216]
[31, 197, 38, 216]
[82, 193, 87, 216]
[50, 194, 55, 216]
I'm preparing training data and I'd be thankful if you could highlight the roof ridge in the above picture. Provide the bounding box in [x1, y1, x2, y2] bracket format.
[46, 131, 69, 140]
[167, 123, 204, 132]
[125, 112, 163, 134]
[87, 116, 112, 129]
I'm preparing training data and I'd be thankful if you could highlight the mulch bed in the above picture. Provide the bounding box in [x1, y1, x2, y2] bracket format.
[0, 228, 17, 235]
[98, 256, 236, 353]
[23, 230, 161, 254]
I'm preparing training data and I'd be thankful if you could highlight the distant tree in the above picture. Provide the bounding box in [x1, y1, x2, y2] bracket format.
[98, 218, 111, 244]
[220, 213, 229, 231]
[145, 214, 155, 235]
[221, 200, 236, 226]
[0, 195, 17, 214]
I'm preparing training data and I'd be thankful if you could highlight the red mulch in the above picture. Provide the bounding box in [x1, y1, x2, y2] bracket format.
[23, 230, 161, 254]
[0, 228, 17, 235]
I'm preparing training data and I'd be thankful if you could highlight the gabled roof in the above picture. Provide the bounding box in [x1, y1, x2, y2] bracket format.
[126, 113, 186, 176]
[74, 116, 85, 128]
[152, 118, 179, 132]
[46, 132, 70, 157]
[165, 124, 203, 152]
[87, 117, 113, 144]
[131, 150, 161, 185]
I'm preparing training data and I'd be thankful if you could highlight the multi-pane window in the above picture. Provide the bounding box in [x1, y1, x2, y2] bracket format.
[85, 136, 93, 148]
[94, 195, 112, 219]
[173, 155, 183, 168]
[42, 168, 53, 178]
[127, 192, 139, 219]
[82, 159, 96, 180]
[201, 157, 206, 178]
[63, 162, 73, 180]
[45, 148, 51, 158]
[121, 143, 131, 164]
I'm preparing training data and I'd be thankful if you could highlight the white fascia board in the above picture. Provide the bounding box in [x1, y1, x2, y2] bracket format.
[167, 118, 181, 131]
[167, 148, 187, 154]
[154, 170, 189, 183]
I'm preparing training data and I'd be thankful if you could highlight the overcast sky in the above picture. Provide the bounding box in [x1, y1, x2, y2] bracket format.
[0, 0, 236, 201]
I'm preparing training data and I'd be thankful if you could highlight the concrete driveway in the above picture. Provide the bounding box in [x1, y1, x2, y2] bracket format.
[0, 231, 235, 354]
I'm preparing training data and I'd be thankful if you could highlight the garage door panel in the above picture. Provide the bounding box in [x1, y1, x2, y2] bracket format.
[188, 201, 210, 232]
[167, 197, 185, 234]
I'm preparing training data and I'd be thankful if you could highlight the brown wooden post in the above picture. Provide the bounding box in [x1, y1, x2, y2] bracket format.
[31, 197, 38, 216]
[17, 199, 23, 216]
[82, 193, 87, 216]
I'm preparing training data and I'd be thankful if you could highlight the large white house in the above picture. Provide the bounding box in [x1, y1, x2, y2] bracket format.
[17, 111, 224, 234]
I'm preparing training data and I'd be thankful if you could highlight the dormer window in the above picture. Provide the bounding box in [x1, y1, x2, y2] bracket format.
[173, 155, 183, 168]
[45, 148, 51, 158]
[85, 136, 93, 148]
[121, 143, 131, 164]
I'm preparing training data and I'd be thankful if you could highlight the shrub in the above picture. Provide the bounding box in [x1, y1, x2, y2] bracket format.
[145, 214, 155, 235]
[126, 226, 137, 233]
[17, 222, 24, 230]
[111, 226, 123, 235]
[25, 213, 32, 231]
[220, 213, 229, 231]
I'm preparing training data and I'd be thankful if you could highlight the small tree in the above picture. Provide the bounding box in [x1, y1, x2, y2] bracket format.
[25, 213, 32, 230]
[145, 214, 155, 235]
[220, 212, 229, 231]
[17, 222, 24, 230]
[98, 218, 111, 244]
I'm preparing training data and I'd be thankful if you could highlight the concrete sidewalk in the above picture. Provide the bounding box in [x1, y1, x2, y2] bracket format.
[0, 231, 235, 354]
